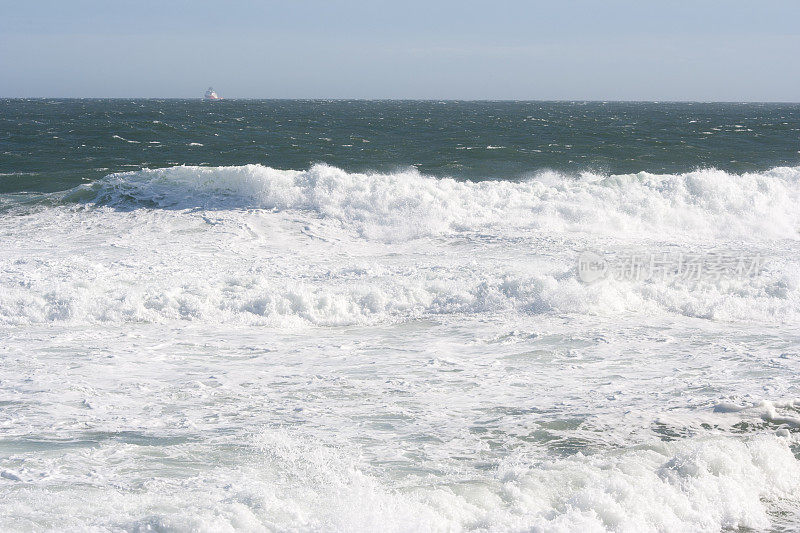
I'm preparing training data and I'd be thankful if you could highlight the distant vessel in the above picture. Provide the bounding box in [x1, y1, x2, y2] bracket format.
[204, 87, 221, 100]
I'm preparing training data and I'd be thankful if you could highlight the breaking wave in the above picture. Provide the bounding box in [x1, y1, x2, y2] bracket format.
[1, 248, 798, 327]
[64, 163, 800, 241]
[7, 430, 799, 532]
[2, 164, 799, 327]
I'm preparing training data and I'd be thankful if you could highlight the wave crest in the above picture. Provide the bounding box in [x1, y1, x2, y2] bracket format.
[67, 163, 800, 241]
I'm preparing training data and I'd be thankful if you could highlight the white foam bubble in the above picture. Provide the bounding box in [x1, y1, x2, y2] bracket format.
[1, 429, 796, 532]
[2, 177, 800, 328]
[74, 163, 800, 241]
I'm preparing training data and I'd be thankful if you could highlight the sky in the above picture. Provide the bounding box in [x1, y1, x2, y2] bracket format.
[1, 0, 799, 100]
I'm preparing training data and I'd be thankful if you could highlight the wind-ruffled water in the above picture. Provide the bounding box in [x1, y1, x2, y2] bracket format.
[1, 100, 800, 532]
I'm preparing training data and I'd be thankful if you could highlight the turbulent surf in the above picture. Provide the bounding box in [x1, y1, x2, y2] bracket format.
[2, 100, 800, 532]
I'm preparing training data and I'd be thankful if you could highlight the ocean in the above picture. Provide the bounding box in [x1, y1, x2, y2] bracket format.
[1, 99, 800, 532]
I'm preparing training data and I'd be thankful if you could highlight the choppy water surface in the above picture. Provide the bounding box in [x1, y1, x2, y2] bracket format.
[1, 100, 800, 531]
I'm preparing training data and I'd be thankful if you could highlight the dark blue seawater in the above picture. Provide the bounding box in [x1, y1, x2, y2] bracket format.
[2, 99, 799, 194]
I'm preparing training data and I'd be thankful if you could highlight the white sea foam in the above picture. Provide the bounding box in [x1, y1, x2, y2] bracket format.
[111, 134, 140, 144]
[74, 163, 800, 241]
[1, 257, 797, 327]
[3, 164, 800, 530]
[1, 164, 798, 327]
[1, 428, 797, 532]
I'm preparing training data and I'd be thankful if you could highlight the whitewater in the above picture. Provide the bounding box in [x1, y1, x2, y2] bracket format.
[1, 161, 799, 532]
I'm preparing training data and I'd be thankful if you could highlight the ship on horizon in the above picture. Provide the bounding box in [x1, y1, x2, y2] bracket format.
[204, 87, 221, 100]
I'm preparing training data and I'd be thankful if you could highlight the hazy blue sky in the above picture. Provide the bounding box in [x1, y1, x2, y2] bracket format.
[2, 0, 799, 100]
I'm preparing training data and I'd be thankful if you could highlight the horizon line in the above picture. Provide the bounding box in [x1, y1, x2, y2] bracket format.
[2, 97, 800, 104]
